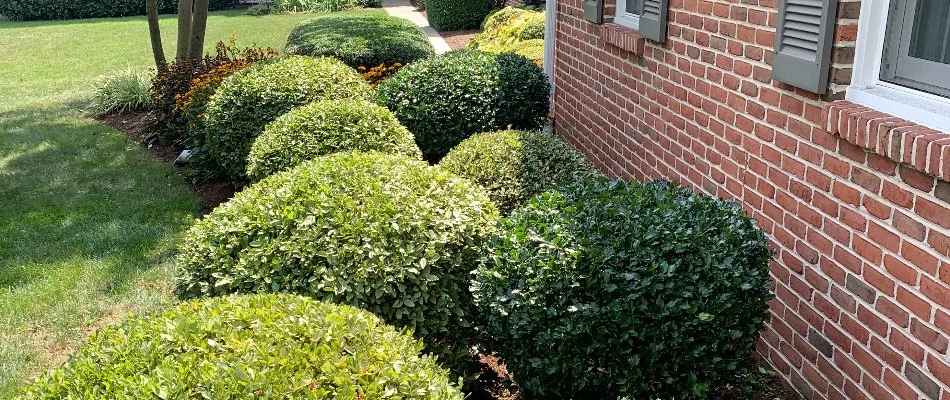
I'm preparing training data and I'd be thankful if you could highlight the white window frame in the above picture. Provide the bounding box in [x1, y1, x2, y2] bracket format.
[848, 0, 950, 133]
[614, 0, 641, 30]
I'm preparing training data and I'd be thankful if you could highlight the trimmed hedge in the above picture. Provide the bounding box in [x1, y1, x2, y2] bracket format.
[506, 39, 544, 66]
[473, 179, 773, 399]
[469, 7, 545, 49]
[246, 99, 422, 180]
[0, 0, 236, 21]
[376, 50, 550, 161]
[22, 294, 464, 399]
[176, 151, 499, 373]
[203, 56, 372, 178]
[285, 11, 435, 69]
[439, 130, 598, 214]
[425, 0, 493, 31]
[469, 7, 545, 65]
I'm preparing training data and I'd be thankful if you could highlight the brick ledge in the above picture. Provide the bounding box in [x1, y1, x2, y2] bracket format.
[824, 100, 950, 182]
[599, 23, 646, 55]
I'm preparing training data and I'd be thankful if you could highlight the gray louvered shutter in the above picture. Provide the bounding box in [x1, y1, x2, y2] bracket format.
[639, 0, 669, 42]
[772, 0, 839, 94]
[584, 0, 603, 24]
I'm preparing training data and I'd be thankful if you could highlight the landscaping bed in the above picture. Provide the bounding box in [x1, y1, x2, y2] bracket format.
[14, 6, 798, 400]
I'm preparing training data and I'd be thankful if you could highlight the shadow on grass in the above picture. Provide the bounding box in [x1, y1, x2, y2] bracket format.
[0, 104, 199, 292]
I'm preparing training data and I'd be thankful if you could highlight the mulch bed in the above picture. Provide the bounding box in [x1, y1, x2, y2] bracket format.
[441, 29, 481, 50]
[99, 111, 800, 400]
[97, 111, 238, 214]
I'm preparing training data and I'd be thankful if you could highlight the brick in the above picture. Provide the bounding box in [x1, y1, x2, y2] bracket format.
[920, 276, 949, 310]
[851, 166, 883, 193]
[857, 304, 889, 337]
[808, 327, 835, 357]
[936, 180, 950, 204]
[876, 297, 910, 328]
[883, 368, 918, 400]
[909, 318, 948, 353]
[853, 343, 884, 378]
[864, 267, 895, 296]
[830, 284, 856, 313]
[904, 361, 942, 400]
[845, 274, 877, 304]
[871, 336, 904, 370]
[883, 254, 918, 286]
[892, 210, 927, 241]
[900, 166, 936, 192]
[890, 329, 925, 364]
[927, 353, 950, 387]
[915, 197, 950, 229]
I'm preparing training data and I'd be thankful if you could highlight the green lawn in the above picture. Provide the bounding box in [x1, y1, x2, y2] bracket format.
[0, 10, 314, 396]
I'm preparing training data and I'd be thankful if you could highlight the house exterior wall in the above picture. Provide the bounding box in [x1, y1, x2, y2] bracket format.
[550, 0, 950, 399]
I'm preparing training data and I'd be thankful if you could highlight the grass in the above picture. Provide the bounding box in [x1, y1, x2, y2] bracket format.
[0, 9, 315, 397]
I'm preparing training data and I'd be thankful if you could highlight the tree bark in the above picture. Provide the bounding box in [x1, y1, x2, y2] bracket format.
[176, 0, 193, 62]
[188, 0, 210, 60]
[146, 0, 167, 72]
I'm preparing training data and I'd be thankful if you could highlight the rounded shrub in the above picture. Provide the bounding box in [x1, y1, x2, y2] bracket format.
[22, 294, 464, 399]
[285, 11, 435, 69]
[176, 151, 499, 372]
[439, 130, 598, 214]
[473, 179, 773, 399]
[505, 39, 544, 66]
[377, 50, 550, 161]
[425, 0, 493, 31]
[203, 56, 372, 178]
[246, 99, 422, 180]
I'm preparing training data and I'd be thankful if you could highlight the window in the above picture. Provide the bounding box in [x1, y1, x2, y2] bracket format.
[615, 0, 644, 29]
[849, 0, 950, 132]
[880, 0, 950, 97]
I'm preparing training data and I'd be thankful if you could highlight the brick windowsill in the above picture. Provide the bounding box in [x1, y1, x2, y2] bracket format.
[599, 23, 646, 55]
[824, 100, 950, 182]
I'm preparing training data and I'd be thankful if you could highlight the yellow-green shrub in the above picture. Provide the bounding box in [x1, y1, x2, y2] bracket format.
[468, 7, 545, 55]
[22, 294, 464, 399]
[176, 151, 498, 374]
[439, 130, 598, 214]
[246, 99, 421, 180]
[203, 56, 372, 178]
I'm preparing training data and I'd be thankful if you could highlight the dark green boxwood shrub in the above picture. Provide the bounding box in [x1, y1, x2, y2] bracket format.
[176, 151, 499, 373]
[425, 0, 493, 31]
[438, 130, 598, 214]
[246, 99, 422, 180]
[473, 179, 774, 399]
[203, 56, 372, 178]
[285, 11, 435, 69]
[21, 294, 464, 399]
[0, 0, 236, 21]
[377, 50, 550, 161]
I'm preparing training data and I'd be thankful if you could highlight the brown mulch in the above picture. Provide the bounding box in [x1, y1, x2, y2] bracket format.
[97, 111, 238, 214]
[441, 29, 481, 50]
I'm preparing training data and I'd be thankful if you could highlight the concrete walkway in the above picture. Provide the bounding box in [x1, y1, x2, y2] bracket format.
[383, 0, 452, 54]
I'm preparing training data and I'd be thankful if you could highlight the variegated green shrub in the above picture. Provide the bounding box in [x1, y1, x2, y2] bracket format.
[176, 151, 498, 374]
[21, 294, 464, 399]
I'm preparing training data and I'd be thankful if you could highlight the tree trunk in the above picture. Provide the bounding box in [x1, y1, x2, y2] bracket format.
[146, 0, 167, 72]
[176, 0, 193, 62]
[188, 0, 210, 60]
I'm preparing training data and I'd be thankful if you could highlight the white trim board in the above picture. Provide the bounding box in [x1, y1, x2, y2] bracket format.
[848, 0, 950, 133]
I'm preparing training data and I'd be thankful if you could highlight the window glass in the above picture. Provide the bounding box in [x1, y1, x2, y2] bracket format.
[880, 0, 950, 97]
[625, 0, 644, 14]
[908, 0, 950, 64]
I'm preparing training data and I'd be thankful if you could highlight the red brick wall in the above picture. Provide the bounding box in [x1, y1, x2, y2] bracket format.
[550, 0, 950, 399]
